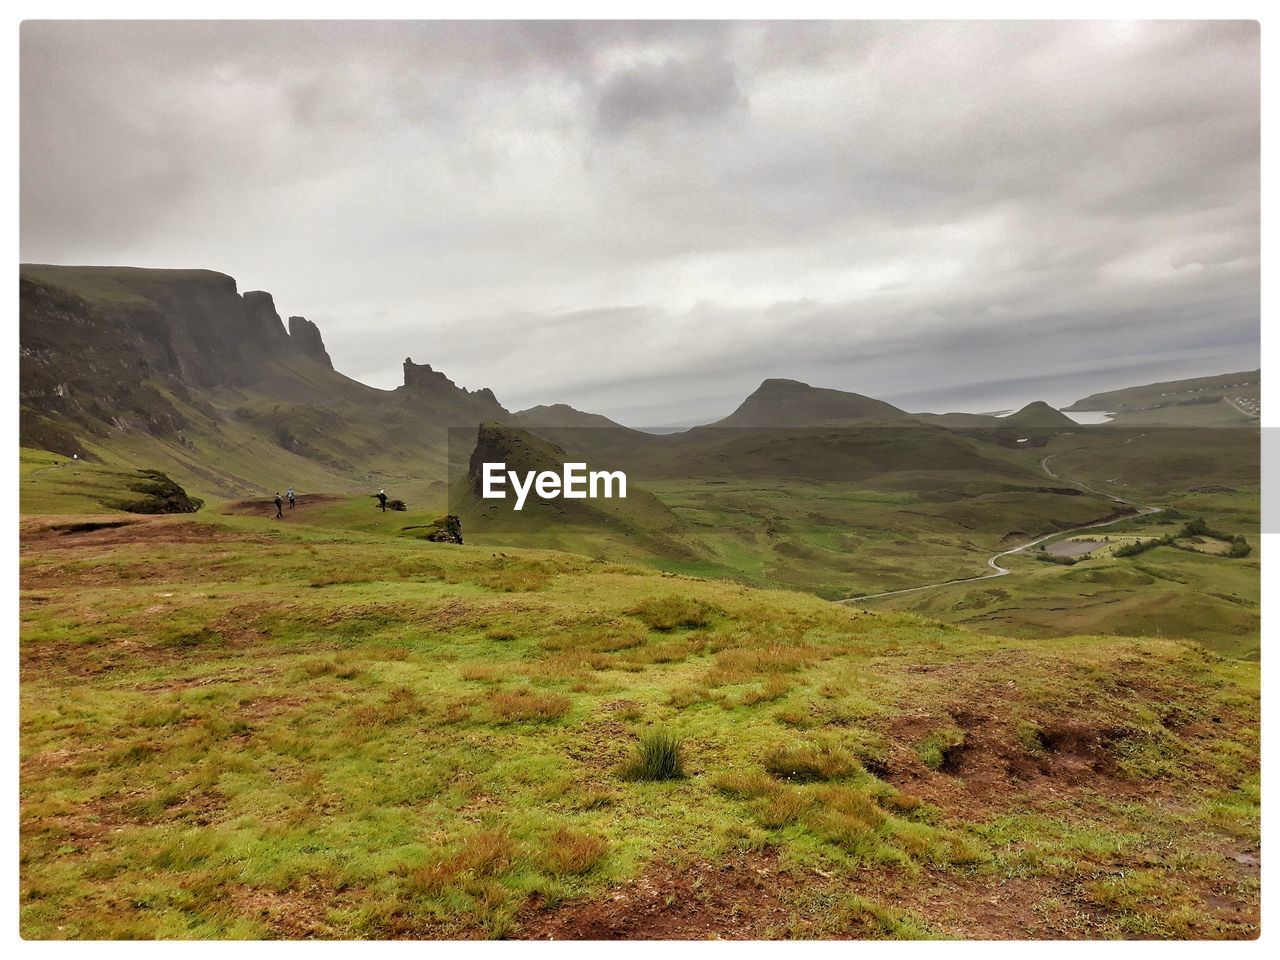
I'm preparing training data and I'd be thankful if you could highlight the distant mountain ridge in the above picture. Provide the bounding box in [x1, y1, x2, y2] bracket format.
[26, 262, 1230, 502]
[512, 403, 631, 430]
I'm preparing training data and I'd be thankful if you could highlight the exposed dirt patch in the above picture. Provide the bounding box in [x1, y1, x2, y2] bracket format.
[880, 704, 1144, 817]
[517, 849, 810, 940]
[21, 514, 264, 549]
[1035, 722, 1129, 778]
[561, 717, 632, 772]
[854, 867, 1083, 938]
[227, 882, 355, 939]
[222, 494, 344, 517]
[48, 519, 138, 535]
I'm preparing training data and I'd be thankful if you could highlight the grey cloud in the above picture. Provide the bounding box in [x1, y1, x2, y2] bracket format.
[595, 54, 745, 135]
[20, 20, 1259, 427]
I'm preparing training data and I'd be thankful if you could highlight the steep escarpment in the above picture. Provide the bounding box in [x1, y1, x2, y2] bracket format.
[19, 264, 513, 495]
[20, 267, 329, 439]
[21, 266, 305, 389]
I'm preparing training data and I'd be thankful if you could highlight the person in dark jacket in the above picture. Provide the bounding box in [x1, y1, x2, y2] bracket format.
[376, 488, 388, 512]
[274, 492, 284, 519]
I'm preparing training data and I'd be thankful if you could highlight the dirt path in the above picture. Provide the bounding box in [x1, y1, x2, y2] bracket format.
[836, 440, 1161, 604]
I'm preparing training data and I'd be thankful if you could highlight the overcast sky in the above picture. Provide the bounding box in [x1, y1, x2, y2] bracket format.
[21, 20, 1259, 425]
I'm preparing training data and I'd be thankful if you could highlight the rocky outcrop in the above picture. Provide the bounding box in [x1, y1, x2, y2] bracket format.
[400, 358, 507, 421]
[403, 515, 464, 543]
[288, 316, 333, 369]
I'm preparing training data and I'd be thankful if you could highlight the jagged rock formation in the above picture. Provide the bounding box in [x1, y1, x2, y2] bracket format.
[288, 316, 332, 369]
[18, 265, 514, 481]
[399, 357, 506, 421]
[241, 290, 293, 356]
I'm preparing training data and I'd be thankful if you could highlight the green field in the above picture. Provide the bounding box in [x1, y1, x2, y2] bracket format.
[17, 351, 1262, 939]
[19, 506, 1260, 938]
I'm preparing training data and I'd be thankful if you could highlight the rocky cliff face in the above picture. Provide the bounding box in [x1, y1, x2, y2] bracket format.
[288, 316, 333, 369]
[19, 265, 511, 459]
[21, 266, 307, 392]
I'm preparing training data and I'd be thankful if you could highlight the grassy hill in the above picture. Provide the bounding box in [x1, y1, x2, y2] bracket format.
[1000, 401, 1077, 430]
[916, 401, 1076, 431]
[1062, 370, 1259, 427]
[19, 509, 1259, 939]
[448, 423, 697, 565]
[19, 448, 203, 515]
[704, 379, 910, 428]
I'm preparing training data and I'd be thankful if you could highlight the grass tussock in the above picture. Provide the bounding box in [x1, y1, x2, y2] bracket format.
[666, 685, 712, 709]
[753, 785, 812, 828]
[461, 663, 509, 683]
[764, 739, 859, 782]
[711, 770, 778, 799]
[706, 644, 818, 686]
[541, 620, 648, 653]
[774, 704, 819, 728]
[541, 827, 609, 875]
[476, 568, 551, 592]
[488, 687, 571, 723]
[300, 655, 361, 680]
[740, 676, 791, 707]
[622, 729, 685, 781]
[308, 571, 374, 588]
[409, 830, 516, 895]
[626, 596, 717, 631]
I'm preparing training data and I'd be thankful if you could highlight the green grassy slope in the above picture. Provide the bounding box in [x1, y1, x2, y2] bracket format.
[19, 511, 1259, 939]
[19, 449, 202, 515]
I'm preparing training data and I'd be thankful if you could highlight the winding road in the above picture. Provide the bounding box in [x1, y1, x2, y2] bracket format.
[836, 442, 1161, 605]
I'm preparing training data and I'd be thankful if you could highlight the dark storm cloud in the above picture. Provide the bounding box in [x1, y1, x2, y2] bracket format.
[595, 53, 745, 134]
[20, 20, 1259, 425]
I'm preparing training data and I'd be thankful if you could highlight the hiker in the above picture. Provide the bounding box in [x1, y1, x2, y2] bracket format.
[377, 488, 388, 512]
[287, 487, 296, 510]
[273, 492, 284, 519]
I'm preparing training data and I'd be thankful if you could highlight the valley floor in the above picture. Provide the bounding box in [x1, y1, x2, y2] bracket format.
[19, 511, 1260, 939]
